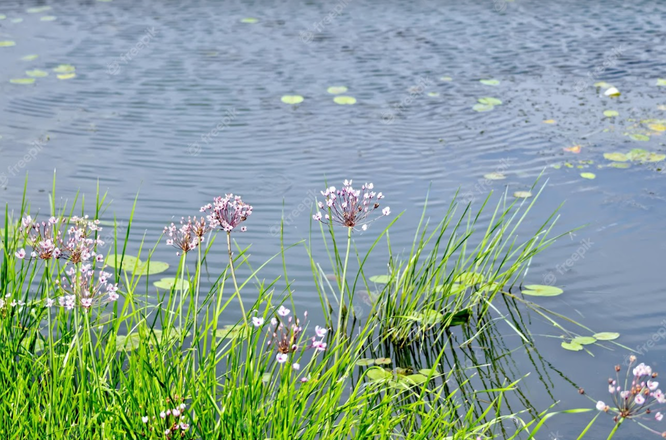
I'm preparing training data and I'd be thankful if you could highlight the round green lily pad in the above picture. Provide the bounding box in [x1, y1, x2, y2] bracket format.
[513, 191, 532, 198]
[366, 367, 392, 381]
[369, 275, 390, 284]
[153, 278, 190, 291]
[484, 172, 506, 180]
[53, 64, 75, 73]
[521, 285, 563, 296]
[580, 173, 596, 179]
[478, 97, 502, 106]
[281, 95, 303, 105]
[604, 153, 629, 162]
[21, 54, 38, 61]
[593, 332, 620, 341]
[241, 18, 258, 23]
[480, 79, 500, 86]
[0, 41, 16, 47]
[356, 358, 375, 366]
[572, 336, 596, 345]
[374, 358, 392, 365]
[327, 86, 347, 94]
[473, 103, 494, 112]
[25, 69, 48, 77]
[10, 78, 35, 84]
[333, 96, 356, 105]
[561, 341, 583, 351]
[603, 110, 619, 117]
[57, 73, 76, 80]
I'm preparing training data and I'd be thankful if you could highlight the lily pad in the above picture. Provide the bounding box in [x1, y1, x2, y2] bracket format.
[327, 86, 347, 94]
[603, 110, 619, 117]
[604, 152, 629, 162]
[593, 332, 620, 341]
[0, 15, 5, 20]
[419, 368, 439, 376]
[472, 103, 494, 112]
[356, 358, 375, 366]
[369, 275, 390, 284]
[366, 367, 392, 382]
[513, 191, 532, 198]
[594, 81, 612, 88]
[153, 278, 189, 291]
[415, 309, 443, 326]
[561, 341, 584, 351]
[115, 333, 141, 352]
[543, 119, 556, 124]
[427, 92, 440, 97]
[25, 69, 48, 77]
[10, 78, 35, 84]
[521, 285, 563, 297]
[627, 149, 665, 162]
[484, 172, 506, 180]
[478, 97, 502, 106]
[572, 336, 597, 345]
[480, 79, 500, 86]
[630, 133, 650, 142]
[648, 123, 666, 132]
[400, 374, 428, 385]
[440, 76, 452, 81]
[333, 96, 356, 105]
[609, 162, 630, 169]
[656, 79, 666, 87]
[281, 95, 303, 105]
[40, 16, 57, 21]
[21, 54, 38, 61]
[57, 73, 76, 80]
[0, 41, 16, 47]
[240, 18, 258, 23]
[215, 324, 248, 340]
[27, 6, 52, 13]
[580, 172, 596, 179]
[374, 358, 392, 365]
[53, 64, 75, 73]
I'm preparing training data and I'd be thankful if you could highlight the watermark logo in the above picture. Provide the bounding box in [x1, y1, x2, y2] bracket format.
[187, 108, 237, 156]
[107, 27, 158, 76]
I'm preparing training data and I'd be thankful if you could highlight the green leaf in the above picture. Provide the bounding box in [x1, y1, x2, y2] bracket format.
[115, 334, 141, 352]
[415, 309, 443, 326]
[478, 97, 502, 106]
[484, 172, 506, 180]
[27, 6, 52, 13]
[0, 41, 16, 47]
[594, 81, 612, 88]
[106, 254, 140, 271]
[333, 96, 356, 105]
[603, 110, 619, 117]
[630, 133, 650, 142]
[9, 78, 35, 84]
[400, 374, 428, 385]
[472, 103, 494, 112]
[327, 86, 348, 94]
[21, 54, 39, 61]
[656, 79, 666, 87]
[604, 152, 629, 162]
[153, 278, 190, 291]
[240, 18, 258, 23]
[561, 341, 583, 351]
[369, 275, 390, 284]
[440, 76, 452, 81]
[418, 368, 439, 376]
[57, 73, 76, 80]
[442, 309, 471, 326]
[53, 64, 75, 73]
[356, 358, 375, 367]
[480, 79, 500, 86]
[215, 324, 249, 340]
[609, 162, 630, 169]
[374, 358, 392, 365]
[366, 367, 392, 382]
[522, 284, 563, 296]
[572, 336, 597, 345]
[40, 16, 57, 21]
[580, 172, 596, 179]
[135, 261, 169, 275]
[25, 69, 48, 77]
[593, 332, 620, 341]
[281, 95, 303, 105]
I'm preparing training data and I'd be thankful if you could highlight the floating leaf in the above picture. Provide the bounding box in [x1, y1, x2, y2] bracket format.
[648, 123, 666, 132]
[53, 64, 75, 73]
[440, 76, 452, 81]
[333, 96, 356, 105]
[593, 332, 620, 341]
[356, 358, 375, 366]
[10, 78, 35, 84]
[115, 333, 141, 352]
[215, 324, 248, 340]
[484, 172, 506, 180]
[415, 309, 443, 326]
[594, 81, 612, 88]
[513, 191, 532, 198]
[366, 367, 392, 382]
[374, 358, 392, 365]
[604, 110, 619, 117]
[153, 278, 190, 291]
[419, 368, 439, 376]
[480, 79, 500, 86]
[609, 162, 630, 169]
[134, 261, 169, 275]
[478, 97, 502, 106]
[580, 172, 596, 179]
[604, 87, 620, 97]
[427, 92, 440, 97]
[106, 254, 140, 271]
[21, 54, 38, 61]
[241, 18, 258, 23]
[27, 6, 52, 13]
[562, 341, 584, 351]
[0, 41, 16, 47]
[40, 16, 57, 21]
[572, 336, 597, 345]
[472, 103, 494, 112]
[400, 374, 428, 385]
[261, 372, 271, 384]
[57, 73, 76, 80]
[656, 79, 666, 87]
[0, 14, 5, 20]
[25, 69, 48, 77]
[630, 133, 650, 142]
[281, 95, 303, 105]
[522, 284, 563, 296]
[543, 119, 556, 124]
[604, 152, 629, 162]
[626, 148, 665, 162]
[369, 275, 390, 284]
[327, 86, 347, 94]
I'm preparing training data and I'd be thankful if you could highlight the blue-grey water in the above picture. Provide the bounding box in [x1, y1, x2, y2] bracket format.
[1, 0, 666, 438]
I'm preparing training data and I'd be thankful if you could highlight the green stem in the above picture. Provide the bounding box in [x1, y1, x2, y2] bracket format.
[192, 244, 203, 371]
[335, 227, 352, 357]
[175, 254, 187, 330]
[227, 231, 247, 326]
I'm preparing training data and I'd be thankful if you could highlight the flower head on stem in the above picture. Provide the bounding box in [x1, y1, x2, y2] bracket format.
[313, 180, 389, 231]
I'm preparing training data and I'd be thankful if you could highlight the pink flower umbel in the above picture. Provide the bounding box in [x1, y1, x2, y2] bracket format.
[201, 194, 252, 232]
[313, 180, 390, 231]
[164, 216, 209, 255]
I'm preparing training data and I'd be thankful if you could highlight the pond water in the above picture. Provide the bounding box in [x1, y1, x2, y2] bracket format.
[1, 0, 666, 437]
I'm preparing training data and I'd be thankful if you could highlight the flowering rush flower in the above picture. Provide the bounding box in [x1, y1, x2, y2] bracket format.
[57, 265, 118, 310]
[164, 216, 209, 255]
[591, 355, 666, 430]
[200, 194, 252, 233]
[313, 180, 389, 231]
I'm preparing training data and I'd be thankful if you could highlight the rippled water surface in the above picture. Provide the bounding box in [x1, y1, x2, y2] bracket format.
[1, 0, 666, 437]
